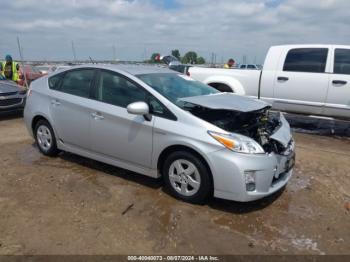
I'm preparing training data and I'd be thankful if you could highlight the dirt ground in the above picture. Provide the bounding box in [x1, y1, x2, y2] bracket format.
[0, 114, 349, 255]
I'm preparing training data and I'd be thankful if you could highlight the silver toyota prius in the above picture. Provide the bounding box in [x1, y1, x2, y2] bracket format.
[24, 65, 295, 203]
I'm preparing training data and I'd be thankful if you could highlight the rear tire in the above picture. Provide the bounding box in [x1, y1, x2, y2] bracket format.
[34, 120, 59, 156]
[163, 151, 212, 204]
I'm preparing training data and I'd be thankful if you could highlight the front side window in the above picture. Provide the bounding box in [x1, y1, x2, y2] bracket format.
[97, 71, 147, 108]
[334, 49, 350, 75]
[97, 70, 175, 120]
[60, 69, 95, 98]
[283, 48, 328, 73]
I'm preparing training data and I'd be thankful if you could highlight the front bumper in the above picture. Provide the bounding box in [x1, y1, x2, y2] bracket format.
[208, 113, 295, 202]
[0, 94, 26, 112]
[208, 149, 294, 202]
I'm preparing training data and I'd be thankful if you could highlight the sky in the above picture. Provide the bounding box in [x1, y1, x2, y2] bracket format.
[0, 0, 349, 63]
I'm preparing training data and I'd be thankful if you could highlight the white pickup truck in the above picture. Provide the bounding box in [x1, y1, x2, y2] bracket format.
[186, 45, 350, 119]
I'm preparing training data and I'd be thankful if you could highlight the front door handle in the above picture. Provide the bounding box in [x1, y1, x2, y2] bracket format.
[51, 99, 61, 106]
[277, 76, 289, 82]
[91, 112, 104, 120]
[332, 80, 347, 85]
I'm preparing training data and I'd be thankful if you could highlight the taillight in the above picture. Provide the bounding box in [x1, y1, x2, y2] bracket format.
[27, 89, 32, 97]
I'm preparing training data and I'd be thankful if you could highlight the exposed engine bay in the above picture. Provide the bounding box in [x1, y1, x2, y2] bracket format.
[179, 93, 293, 154]
[182, 103, 286, 154]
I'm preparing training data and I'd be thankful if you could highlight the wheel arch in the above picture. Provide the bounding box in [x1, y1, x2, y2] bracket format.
[203, 76, 246, 95]
[31, 115, 50, 133]
[31, 114, 59, 143]
[157, 145, 214, 188]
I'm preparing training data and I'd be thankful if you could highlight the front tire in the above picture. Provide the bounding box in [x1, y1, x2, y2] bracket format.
[34, 120, 59, 156]
[163, 151, 212, 204]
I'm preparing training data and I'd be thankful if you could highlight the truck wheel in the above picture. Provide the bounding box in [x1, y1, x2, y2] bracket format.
[34, 120, 59, 156]
[163, 151, 212, 204]
[209, 83, 233, 92]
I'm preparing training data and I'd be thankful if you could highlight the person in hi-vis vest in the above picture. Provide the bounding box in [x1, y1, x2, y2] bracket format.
[1, 55, 20, 82]
[223, 58, 235, 69]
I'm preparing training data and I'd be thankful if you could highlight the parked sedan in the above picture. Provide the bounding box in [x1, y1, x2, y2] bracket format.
[24, 65, 295, 203]
[239, 64, 262, 70]
[36, 65, 57, 75]
[0, 76, 27, 113]
[17, 65, 45, 86]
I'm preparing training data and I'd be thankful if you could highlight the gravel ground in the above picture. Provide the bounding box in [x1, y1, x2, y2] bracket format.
[0, 115, 349, 255]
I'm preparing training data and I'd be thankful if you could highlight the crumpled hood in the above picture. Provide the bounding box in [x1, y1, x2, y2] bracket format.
[0, 81, 21, 94]
[179, 93, 270, 112]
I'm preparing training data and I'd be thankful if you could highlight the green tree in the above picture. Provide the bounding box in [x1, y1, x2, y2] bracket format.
[181, 51, 198, 64]
[196, 57, 206, 64]
[171, 49, 181, 60]
[150, 53, 160, 63]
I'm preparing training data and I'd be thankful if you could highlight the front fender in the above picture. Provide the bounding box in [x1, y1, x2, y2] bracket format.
[203, 76, 245, 95]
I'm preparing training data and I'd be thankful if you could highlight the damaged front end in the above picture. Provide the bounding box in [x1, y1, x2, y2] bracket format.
[180, 93, 293, 155]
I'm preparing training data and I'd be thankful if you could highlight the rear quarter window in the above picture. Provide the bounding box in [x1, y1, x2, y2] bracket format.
[48, 73, 63, 90]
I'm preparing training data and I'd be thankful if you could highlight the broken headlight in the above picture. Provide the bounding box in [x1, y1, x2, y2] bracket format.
[208, 131, 265, 154]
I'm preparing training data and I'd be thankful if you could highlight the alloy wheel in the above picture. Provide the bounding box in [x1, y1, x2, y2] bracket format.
[36, 125, 52, 152]
[168, 159, 201, 197]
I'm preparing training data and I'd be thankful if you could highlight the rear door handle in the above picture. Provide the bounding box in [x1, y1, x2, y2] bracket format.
[51, 99, 61, 106]
[91, 112, 104, 120]
[277, 76, 289, 82]
[332, 80, 347, 85]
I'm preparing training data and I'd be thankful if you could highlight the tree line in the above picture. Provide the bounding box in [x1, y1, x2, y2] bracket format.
[149, 49, 206, 64]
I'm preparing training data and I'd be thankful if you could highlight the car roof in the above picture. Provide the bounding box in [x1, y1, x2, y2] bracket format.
[67, 64, 177, 76]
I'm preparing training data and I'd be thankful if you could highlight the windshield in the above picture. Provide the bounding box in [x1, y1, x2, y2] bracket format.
[137, 73, 219, 105]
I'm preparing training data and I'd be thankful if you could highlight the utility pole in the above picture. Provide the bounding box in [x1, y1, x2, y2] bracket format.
[16, 36, 29, 89]
[243, 55, 247, 64]
[112, 44, 116, 62]
[211, 52, 215, 67]
[71, 40, 77, 62]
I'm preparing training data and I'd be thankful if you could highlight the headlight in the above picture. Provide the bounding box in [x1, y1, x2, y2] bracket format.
[208, 131, 265, 154]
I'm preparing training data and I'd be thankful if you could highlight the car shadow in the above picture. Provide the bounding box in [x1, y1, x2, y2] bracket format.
[208, 187, 285, 214]
[0, 110, 23, 121]
[43, 148, 283, 213]
[58, 151, 162, 190]
[284, 112, 350, 137]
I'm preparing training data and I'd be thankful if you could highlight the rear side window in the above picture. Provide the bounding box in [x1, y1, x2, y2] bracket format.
[240, 65, 246, 69]
[60, 69, 95, 98]
[334, 49, 350, 75]
[247, 65, 255, 69]
[283, 48, 328, 73]
[48, 73, 63, 90]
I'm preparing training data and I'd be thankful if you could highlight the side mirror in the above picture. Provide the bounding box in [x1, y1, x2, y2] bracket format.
[127, 101, 151, 121]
